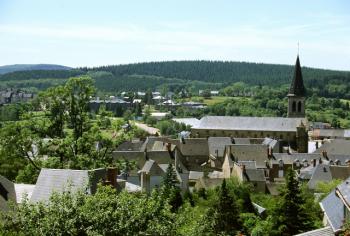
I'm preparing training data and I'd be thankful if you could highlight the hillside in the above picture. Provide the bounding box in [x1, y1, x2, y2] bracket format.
[0, 64, 72, 75]
[0, 61, 349, 97]
[85, 60, 350, 87]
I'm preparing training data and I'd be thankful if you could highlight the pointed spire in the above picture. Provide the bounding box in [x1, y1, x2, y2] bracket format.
[288, 55, 305, 96]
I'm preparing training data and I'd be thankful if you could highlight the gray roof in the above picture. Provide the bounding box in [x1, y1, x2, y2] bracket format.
[294, 226, 334, 236]
[30, 169, 91, 203]
[178, 138, 209, 157]
[307, 165, 332, 189]
[237, 160, 257, 169]
[244, 169, 266, 182]
[314, 139, 350, 155]
[320, 190, 343, 232]
[0, 175, 16, 211]
[141, 160, 164, 175]
[228, 144, 269, 168]
[273, 153, 350, 166]
[336, 176, 350, 209]
[194, 116, 307, 132]
[208, 137, 232, 158]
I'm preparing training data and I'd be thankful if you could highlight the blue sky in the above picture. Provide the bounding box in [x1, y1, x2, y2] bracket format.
[0, 0, 349, 70]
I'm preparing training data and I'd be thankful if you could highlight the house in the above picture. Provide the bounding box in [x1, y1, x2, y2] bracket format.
[139, 161, 187, 193]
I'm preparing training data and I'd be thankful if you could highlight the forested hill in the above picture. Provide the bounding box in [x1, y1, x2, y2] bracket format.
[0, 60, 349, 95]
[84, 60, 350, 87]
[0, 64, 71, 75]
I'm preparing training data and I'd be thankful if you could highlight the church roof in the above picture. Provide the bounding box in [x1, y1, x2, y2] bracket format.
[194, 116, 307, 132]
[288, 55, 305, 97]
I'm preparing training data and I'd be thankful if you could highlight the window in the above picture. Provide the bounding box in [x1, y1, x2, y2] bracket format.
[292, 101, 296, 112]
[298, 101, 302, 112]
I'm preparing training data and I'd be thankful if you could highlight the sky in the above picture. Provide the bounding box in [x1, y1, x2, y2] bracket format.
[0, 0, 350, 70]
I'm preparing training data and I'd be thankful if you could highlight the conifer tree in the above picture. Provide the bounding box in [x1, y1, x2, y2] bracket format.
[213, 179, 241, 235]
[277, 169, 314, 235]
[161, 163, 183, 212]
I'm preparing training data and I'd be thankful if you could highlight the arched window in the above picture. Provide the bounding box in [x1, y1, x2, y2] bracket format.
[298, 101, 302, 112]
[292, 101, 296, 112]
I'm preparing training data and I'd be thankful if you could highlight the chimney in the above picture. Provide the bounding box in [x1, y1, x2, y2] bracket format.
[265, 160, 270, 169]
[312, 159, 316, 167]
[322, 150, 328, 160]
[241, 164, 246, 173]
[107, 167, 117, 188]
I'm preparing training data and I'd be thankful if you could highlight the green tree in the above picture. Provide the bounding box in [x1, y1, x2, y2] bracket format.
[275, 169, 315, 235]
[65, 76, 95, 140]
[212, 179, 241, 235]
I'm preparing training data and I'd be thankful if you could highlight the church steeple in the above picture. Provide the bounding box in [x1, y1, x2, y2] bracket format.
[287, 55, 306, 118]
[288, 55, 305, 97]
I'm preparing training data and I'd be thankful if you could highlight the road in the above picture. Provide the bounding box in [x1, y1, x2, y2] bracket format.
[134, 122, 160, 135]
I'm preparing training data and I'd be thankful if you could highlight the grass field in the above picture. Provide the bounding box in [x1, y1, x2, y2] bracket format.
[179, 96, 251, 106]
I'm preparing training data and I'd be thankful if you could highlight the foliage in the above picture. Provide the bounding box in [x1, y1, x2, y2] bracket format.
[273, 169, 318, 235]
[0, 186, 178, 236]
[315, 179, 343, 200]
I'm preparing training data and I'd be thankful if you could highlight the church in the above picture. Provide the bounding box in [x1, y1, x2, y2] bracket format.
[188, 56, 309, 153]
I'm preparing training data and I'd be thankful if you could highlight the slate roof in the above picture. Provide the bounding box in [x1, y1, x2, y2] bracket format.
[288, 55, 305, 97]
[307, 164, 332, 189]
[141, 160, 164, 176]
[320, 190, 343, 232]
[294, 226, 334, 236]
[0, 175, 16, 211]
[177, 138, 209, 157]
[30, 169, 95, 203]
[336, 177, 350, 209]
[208, 137, 232, 158]
[228, 144, 269, 168]
[244, 169, 266, 182]
[273, 153, 350, 166]
[313, 139, 350, 155]
[237, 160, 257, 169]
[194, 116, 307, 132]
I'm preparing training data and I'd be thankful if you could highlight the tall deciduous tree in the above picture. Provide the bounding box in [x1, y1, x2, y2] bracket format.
[65, 76, 95, 140]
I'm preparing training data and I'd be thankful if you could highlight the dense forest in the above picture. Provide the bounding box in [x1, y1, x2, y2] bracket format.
[1, 61, 350, 98]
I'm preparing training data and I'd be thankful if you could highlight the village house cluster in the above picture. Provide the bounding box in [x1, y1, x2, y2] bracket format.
[1, 56, 350, 235]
